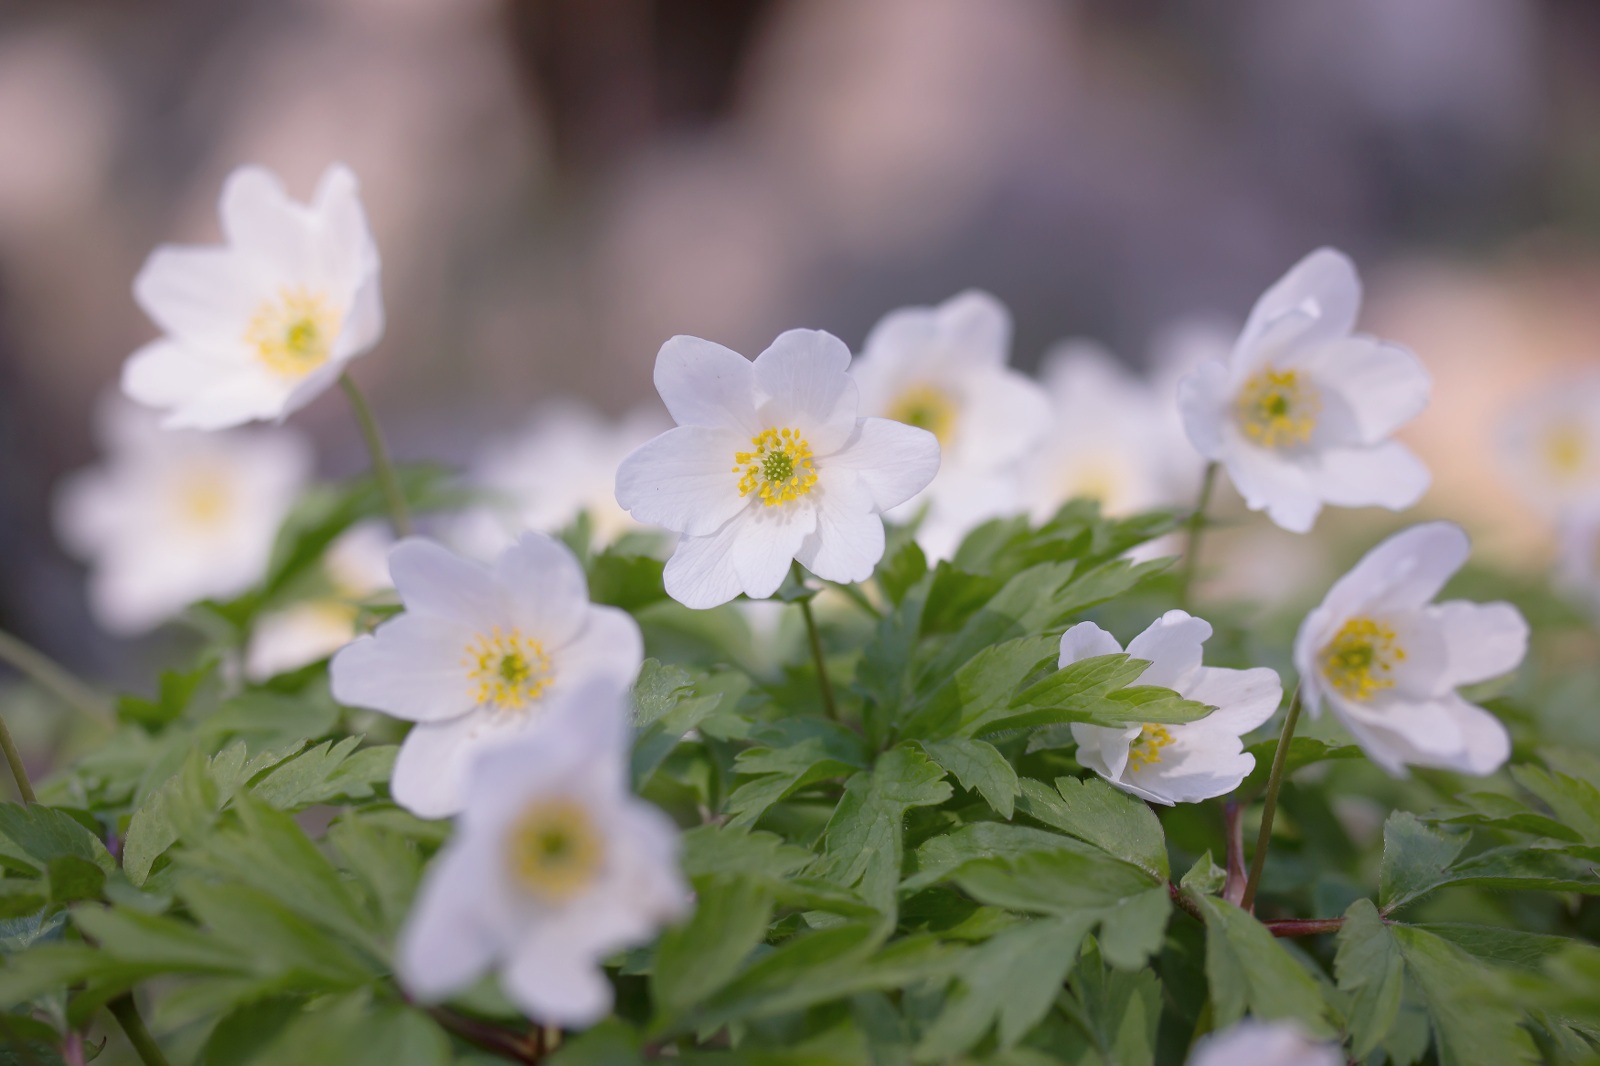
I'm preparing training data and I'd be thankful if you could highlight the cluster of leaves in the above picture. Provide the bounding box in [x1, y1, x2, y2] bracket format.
[2, 488, 1600, 1065]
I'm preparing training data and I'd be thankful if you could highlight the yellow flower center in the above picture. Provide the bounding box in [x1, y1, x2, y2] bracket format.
[734, 428, 818, 507]
[244, 286, 340, 378]
[1321, 617, 1406, 701]
[1127, 723, 1174, 770]
[1236, 368, 1320, 448]
[505, 798, 603, 903]
[177, 469, 232, 529]
[463, 627, 554, 710]
[1542, 422, 1587, 480]
[887, 384, 957, 444]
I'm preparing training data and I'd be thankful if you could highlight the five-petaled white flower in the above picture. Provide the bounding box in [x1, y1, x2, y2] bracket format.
[122, 163, 384, 430]
[398, 681, 688, 1027]
[614, 329, 940, 609]
[1061, 610, 1282, 805]
[850, 290, 1050, 559]
[329, 533, 643, 817]
[1177, 249, 1432, 533]
[1186, 1019, 1342, 1066]
[245, 521, 393, 680]
[54, 398, 312, 636]
[1498, 374, 1600, 520]
[1294, 521, 1526, 776]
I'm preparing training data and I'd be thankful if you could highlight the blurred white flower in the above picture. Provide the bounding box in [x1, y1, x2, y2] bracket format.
[1294, 522, 1526, 776]
[1498, 375, 1600, 520]
[329, 534, 643, 817]
[54, 399, 312, 636]
[1187, 1018, 1342, 1066]
[244, 521, 393, 680]
[851, 291, 1049, 558]
[615, 330, 939, 608]
[1177, 249, 1431, 533]
[451, 403, 667, 560]
[398, 681, 687, 1027]
[122, 163, 384, 430]
[1061, 611, 1282, 805]
[1557, 509, 1600, 618]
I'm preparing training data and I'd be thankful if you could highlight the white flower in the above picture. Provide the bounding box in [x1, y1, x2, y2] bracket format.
[122, 163, 383, 430]
[1498, 374, 1600, 519]
[1177, 249, 1431, 533]
[53, 398, 312, 636]
[615, 330, 940, 609]
[1061, 611, 1282, 805]
[1293, 522, 1527, 776]
[329, 533, 643, 817]
[398, 681, 688, 1027]
[452, 402, 668, 560]
[1557, 508, 1600, 618]
[1187, 1019, 1342, 1066]
[244, 522, 393, 680]
[851, 290, 1050, 558]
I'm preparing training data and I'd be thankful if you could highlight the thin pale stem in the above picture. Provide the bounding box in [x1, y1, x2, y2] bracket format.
[340, 372, 414, 538]
[0, 628, 112, 722]
[0, 713, 34, 804]
[1222, 798, 1247, 906]
[1176, 461, 1218, 610]
[1240, 686, 1303, 912]
[107, 995, 171, 1066]
[797, 595, 839, 722]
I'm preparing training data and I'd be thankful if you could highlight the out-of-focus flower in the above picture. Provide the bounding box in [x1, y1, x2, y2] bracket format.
[1294, 522, 1526, 776]
[451, 403, 667, 560]
[245, 522, 393, 680]
[1187, 1018, 1342, 1066]
[53, 399, 312, 636]
[1498, 375, 1600, 520]
[398, 681, 687, 1027]
[122, 164, 383, 430]
[1557, 509, 1600, 619]
[1061, 611, 1282, 805]
[615, 330, 939, 608]
[850, 291, 1049, 558]
[1177, 249, 1431, 533]
[329, 534, 643, 817]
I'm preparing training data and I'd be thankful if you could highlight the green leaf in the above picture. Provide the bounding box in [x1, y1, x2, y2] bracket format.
[250, 739, 396, 810]
[1239, 737, 1363, 796]
[0, 804, 114, 878]
[44, 855, 105, 905]
[0, 880, 47, 919]
[1392, 925, 1540, 1066]
[903, 822, 1112, 892]
[632, 664, 744, 788]
[588, 551, 667, 613]
[726, 718, 866, 828]
[679, 825, 811, 882]
[248, 991, 450, 1066]
[1511, 762, 1600, 843]
[326, 815, 424, 936]
[903, 634, 1057, 740]
[1335, 899, 1405, 1058]
[1379, 812, 1467, 914]
[1191, 893, 1335, 1037]
[1014, 776, 1169, 881]
[987, 653, 1212, 735]
[1178, 851, 1226, 896]
[117, 660, 220, 730]
[651, 875, 775, 1022]
[877, 539, 928, 607]
[546, 1019, 647, 1066]
[919, 738, 1019, 818]
[955, 850, 1159, 918]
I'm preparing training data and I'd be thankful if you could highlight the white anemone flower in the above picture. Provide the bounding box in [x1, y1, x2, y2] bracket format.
[398, 681, 688, 1027]
[329, 534, 643, 817]
[122, 163, 383, 430]
[1498, 374, 1600, 519]
[1293, 522, 1527, 776]
[1177, 249, 1431, 533]
[54, 399, 312, 636]
[850, 290, 1050, 559]
[614, 329, 940, 609]
[1187, 1019, 1342, 1066]
[1061, 611, 1282, 805]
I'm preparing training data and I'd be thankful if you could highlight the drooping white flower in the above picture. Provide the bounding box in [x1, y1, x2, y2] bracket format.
[1293, 522, 1527, 776]
[850, 290, 1050, 558]
[1061, 611, 1282, 805]
[398, 681, 688, 1027]
[329, 534, 643, 817]
[615, 329, 940, 609]
[1176, 249, 1432, 533]
[244, 521, 393, 680]
[122, 163, 383, 430]
[1498, 374, 1600, 519]
[53, 398, 312, 636]
[451, 402, 668, 560]
[1187, 1019, 1342, 1066]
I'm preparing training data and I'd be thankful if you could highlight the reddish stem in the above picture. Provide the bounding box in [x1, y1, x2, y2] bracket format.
[1222, 799, 1247, 906]
[1263, 916, 1346, 937]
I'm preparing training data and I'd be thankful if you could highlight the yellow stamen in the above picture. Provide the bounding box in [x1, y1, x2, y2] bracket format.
[1321, 617, 1406, 701]
[505, 798, 603, 903]
[734, 427, 818, 507]
[1127, 723, 1174, 770]
[177, 469, 231, 529]
[887, 383, 958, 444]
[1236, 368, 1320, 448]
[1542, 423, 1587, 479]
[463, 626, 554, 710]
[244, 286, 340, 378]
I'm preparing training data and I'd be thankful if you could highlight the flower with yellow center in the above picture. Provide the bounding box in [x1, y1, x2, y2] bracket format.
[886, 384, 958, 444]
[1125, 724, 1175, 771]
[1234, 368, 1320, 449]
[331, 533, 644, 818]
[1319, 617, 1405, 701]
[1497, 376, 1600, 519]
[505, 798, 604, 903]
[123, 163, 384, 430]
[734, 427, 818, 506]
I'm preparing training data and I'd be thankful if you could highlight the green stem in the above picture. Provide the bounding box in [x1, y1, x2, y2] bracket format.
[1176, 462, 1218, 610]
[796, 596, 839, 722]
[0, 713, 34, 805]
[108, 995, 171, 1066]
[1240, 687, 1303, 912]
[0, 629, 112, 722]
[340, 372, 413, 538]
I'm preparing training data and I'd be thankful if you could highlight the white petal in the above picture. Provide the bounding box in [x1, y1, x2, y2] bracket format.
[1429, 600, 1529, 688]
[1183, 666, 1283, 735]
[752, 329, 859, 453]
[1125, 610, 1212, 691]
[662, 522, 747, 609]
[1191, 1020, 1343, 1066]
[391, 709, 546, 818]
[501, 946, 614, 1028]
[388, 538, 502, 628]
[156, 372, 297, 431]
[936, 291, 1012, 364]
[731, 504, 814, 599]
[613, 426, 747, 536]
[1127, 728, 1254, 804]
[1176, 361, 1231, 461]
[546, 607, 644, 698]
[308, 163, 380, 299]
[331, 272, 385, 360]
[1305, 338, 1430, 444]
[328, 616, 479, 722]
[496, 533, 594, 647]
[794, 475, 884, 583]
[1318, 521, 1470, 620]
[218, 165, 316, 281]
[1237, 247, 1361, 355]
[132, 246, 262, 353]
[1304, 442, 1431, 511]
[1059, 622, 1124, 666]
[1223, 440, 1322, 533]
[1432, 696, 1512, 776]
[1329, 693, 1466, 777]
[653, 335, 760, 433]
[1070, 722, 1134, 782]
[822, 418, 940, 512]
[948, 363, 1052, 471]
[396, 845, 501, 1001]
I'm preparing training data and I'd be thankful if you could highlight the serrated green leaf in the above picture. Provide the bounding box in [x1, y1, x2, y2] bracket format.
[1335, 898, 1405, 1058]
[0, 804, 114, 878]
[877, 539, 928, 607]
[1393, 925, 1541, 1066]
[1014, 776, 1169, 881]
[251, 738, 396, 810]
[44, 855, 105, 905]
[248, 991, 450, 1066]
[1379, 812, 1468, 914]
[919, 738, 1018, 818]
[1179, 851, 1226, 896]
[326, 815, 423, 935]
[652, 876, 774, 1021]
[1511, 762, 1600, 843]
[1191, 893, 1335, 1037]
[726, 718, 867, 828]
[680, 825, 811, 881]
[903, 822, 1111, 892]
[902, 634, 1057, 740]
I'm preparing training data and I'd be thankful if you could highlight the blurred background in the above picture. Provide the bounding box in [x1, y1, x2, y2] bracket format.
[3, 0, 1600, 676]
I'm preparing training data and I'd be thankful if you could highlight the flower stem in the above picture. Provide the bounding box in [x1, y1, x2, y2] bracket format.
[1222, 798, 1247, 906]
[340, 372, 413, 538]
[108, 995, 170, 1066]
[1176, 461, 1218, 610]
[797, 595, 839, 721]
[1240, 686, 1303, 912]
[0, 628, 112, 723]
